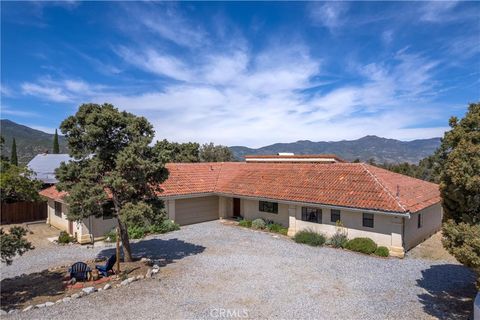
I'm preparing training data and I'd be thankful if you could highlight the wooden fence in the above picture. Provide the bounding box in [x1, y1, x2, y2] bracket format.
[1, 201, 47, 225]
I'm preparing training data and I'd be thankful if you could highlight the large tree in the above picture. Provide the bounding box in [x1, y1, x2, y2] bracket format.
[55, 103, 169, 261]
[199, 142, 234, 162]
[53, 129, 60, 154]
[439, 102, 480, 286]
[154, 139, 200, 163]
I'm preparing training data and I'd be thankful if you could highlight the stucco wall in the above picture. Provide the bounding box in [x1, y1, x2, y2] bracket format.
[241, 199, 289, 226]
[404, 203, 442, 251]
[290, 206, 403, 249]
[47, 200, 70, 232]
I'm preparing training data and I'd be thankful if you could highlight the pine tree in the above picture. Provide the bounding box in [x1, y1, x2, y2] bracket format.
[10, 138, 18, 166]
[53, 129, 60, 154]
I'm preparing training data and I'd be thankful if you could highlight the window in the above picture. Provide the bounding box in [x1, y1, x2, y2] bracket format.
[102, 202, 114, 220]
[362, 213, 374, 228]
[330, 209, 341, 223]
[301, 207, 322, 223]
[417, 213, 423, 228]
[259, 201, 278, 214]
[54, 201, 62, 217]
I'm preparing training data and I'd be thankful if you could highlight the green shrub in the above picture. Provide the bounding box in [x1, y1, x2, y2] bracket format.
[266, 223, 282, 233]
[238, 219, 252, 228]
[293, 229, 326, 246]
[374, 246, 389, 257]
[328, 233, 349, 248]
[128, 226, 147, 239]
[278, 227, 288, 236]
[149, 220, 180, 234]
[345, 237, 377, 254]
[58, 231, 74, 244]
[252, 218, 266, 229]
[104, 229, 117, 242]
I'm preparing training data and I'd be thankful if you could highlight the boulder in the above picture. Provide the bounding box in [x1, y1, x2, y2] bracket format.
[71, 293, 80, 299]
[145, 268, 153, 278]
[55, 300, 63, 304]
[35, 303, 46, 308]
[82, 287, 96, 295]
[62, 297, 71, 303]
[136, 275, 144, 280]
[8, 309, 17, 314]
[120, 279, 130, 286]
[45, 302, 54, 307]
[103, 283, 111, 290]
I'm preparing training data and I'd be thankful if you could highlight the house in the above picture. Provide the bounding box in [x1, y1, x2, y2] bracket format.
[27, 153, 72, 184]
[39, 154, 442, 257]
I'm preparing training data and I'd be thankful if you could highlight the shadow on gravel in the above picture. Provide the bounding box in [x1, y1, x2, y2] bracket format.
[416, 264, 477, 320]
[97, 238, 206, 268]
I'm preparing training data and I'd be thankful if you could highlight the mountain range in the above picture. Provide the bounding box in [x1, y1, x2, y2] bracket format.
[1, 119, 441, 165]
[230, 136, 441, 164]
[0, 119, 67, 164]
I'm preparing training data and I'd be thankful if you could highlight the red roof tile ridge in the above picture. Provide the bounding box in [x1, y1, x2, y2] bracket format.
[213, 162, 224, 191]
[360, 163, 408, 212]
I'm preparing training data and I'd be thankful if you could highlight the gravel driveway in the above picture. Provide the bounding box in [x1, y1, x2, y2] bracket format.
[3, 221, 477, 320]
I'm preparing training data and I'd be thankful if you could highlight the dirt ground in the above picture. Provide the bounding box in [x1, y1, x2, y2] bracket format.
[1, 259, 151, 311]
[406, 231, 458, 262]
[1, 222, 61, 248]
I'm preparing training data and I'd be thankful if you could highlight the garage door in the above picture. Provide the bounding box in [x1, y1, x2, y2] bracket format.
[175, 196, 219, 225]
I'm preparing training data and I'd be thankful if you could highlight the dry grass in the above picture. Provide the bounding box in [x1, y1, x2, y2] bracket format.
[407, 231, 458, 262]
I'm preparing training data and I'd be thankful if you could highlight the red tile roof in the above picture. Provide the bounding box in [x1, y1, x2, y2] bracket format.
[40, 162, 440, 214]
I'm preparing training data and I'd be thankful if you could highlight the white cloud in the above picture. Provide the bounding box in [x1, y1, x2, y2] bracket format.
[1, 106, 39, 117]
[309, 2, 349, 31]
[420, 1, 459, 22]
[21, 82, 71, 102]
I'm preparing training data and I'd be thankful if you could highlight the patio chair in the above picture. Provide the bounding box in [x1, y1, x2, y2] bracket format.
[68, 262, 91, 281]
[95, 254, 116, 277]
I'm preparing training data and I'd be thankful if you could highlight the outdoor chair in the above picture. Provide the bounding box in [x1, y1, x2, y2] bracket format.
[95, 254, 116, 277]
[68, 262, 91, 281]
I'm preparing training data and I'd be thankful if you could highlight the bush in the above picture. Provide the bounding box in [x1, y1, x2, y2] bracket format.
[252, 218, 266, 229]
[58, 231, 74, 244]
[374, 246, 389, 257]
[238, 219, 252, 228]
[149, 220, 180, 234]
[345, 237, 377, 254]
[266, 223, 282, 233]
[293, 229, 326, 246]
[328, 233, 348, 248]
[128, 226, 147, 239]
[104, 229, 117, 242]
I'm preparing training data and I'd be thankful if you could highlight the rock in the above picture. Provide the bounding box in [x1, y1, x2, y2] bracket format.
[8, 309, 18, 314]
[128, 277, 136, 282]
[35, 303, 46, 308]
[45, 302, 54, 307]
[97, 288, 103, 292]
[121, 279, 130, 286]
[145, 268, 153, 278]
[152, 264, 160, 270]
[22, 306, 33, 312]
[136, 275, 144, 280]
[71, 293, 80, 299]
[0, 310, 6, 315]
[62, 297, 71, 303]
[103, 283, 111, 290]
[68, 277, 77, 285]
[55, 300, 63, 304]
[151, 268, 159, 274]
[82, 287, 96, 295]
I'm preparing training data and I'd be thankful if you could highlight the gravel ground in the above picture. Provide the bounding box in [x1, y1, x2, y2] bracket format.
[2, 221, 477, 320]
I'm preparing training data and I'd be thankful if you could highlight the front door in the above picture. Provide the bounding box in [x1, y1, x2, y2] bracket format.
[233, 198, 241, 217]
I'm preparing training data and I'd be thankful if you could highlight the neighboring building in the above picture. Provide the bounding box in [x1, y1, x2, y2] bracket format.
[27, 153, 72, 184]
[39, 154, 442, 256]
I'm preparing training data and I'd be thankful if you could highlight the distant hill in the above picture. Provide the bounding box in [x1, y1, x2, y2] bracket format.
[230, 135, 441, 164]
[0, 119, 68, 165]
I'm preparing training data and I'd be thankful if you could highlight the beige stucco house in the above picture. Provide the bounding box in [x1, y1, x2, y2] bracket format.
[40, 154, 442, 257]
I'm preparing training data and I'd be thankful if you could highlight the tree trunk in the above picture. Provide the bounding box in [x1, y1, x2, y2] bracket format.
[112, 193, 133, 262]
[117, 218, 133, 262]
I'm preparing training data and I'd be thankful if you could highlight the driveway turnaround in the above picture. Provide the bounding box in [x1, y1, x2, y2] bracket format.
[3, 221, 477, 320]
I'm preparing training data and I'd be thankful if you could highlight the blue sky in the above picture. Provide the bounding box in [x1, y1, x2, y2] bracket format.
[1, 1, 479, 147]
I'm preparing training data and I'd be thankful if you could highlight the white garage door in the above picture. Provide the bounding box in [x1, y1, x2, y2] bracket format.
[175, 196, 219, 226]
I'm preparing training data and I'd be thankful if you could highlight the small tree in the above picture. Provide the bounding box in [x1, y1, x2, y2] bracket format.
[56, 103, 169, 261]
[0, 226, 33, 265]
[199, 142, 234, 162]
[53, 129, 60, 154]
[439, 102, 480, 286]
[10, 138, 17, 166]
